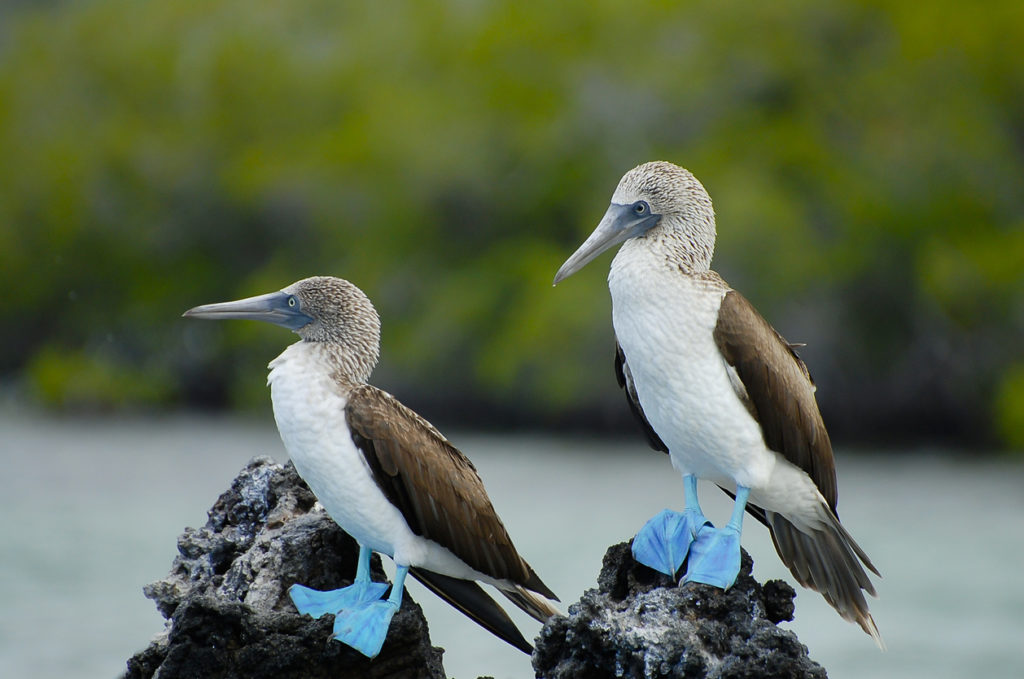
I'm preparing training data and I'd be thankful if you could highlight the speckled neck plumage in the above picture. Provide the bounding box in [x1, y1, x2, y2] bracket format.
[612, 161, 717, 273]
[284, 276, 382, 386]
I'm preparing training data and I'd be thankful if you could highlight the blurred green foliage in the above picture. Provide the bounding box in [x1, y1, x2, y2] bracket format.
[1, 0, 1022, 448]
[995, 364, 1024, 450]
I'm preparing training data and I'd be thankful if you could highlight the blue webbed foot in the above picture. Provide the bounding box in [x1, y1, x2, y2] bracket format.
[289, 580, 389, 619]
[632, 507, 712, 577]
[331, 599, 400, 658]
[682, 523, 743, 589]
[682, 485, 750, 589]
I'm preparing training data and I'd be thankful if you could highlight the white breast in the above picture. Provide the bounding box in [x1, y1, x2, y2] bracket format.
[608, 241, 775, 491]
[267, 343, 410, 557]
[266, 342, 504, 582]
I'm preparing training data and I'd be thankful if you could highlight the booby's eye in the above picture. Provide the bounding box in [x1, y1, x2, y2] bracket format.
[287, 296, 297, 308]
[633, 201, 649, 215]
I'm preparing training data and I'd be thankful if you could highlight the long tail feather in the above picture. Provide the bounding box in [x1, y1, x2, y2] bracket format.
[408, 568, 534, 654]
[497, 585, 560, 623]
[767, 510, 885, 649]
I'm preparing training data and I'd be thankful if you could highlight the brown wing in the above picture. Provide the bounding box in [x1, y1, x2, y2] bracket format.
[714, 289, 881, 643]
[615, 340, 668, 454]
[712, 289, 837, 509]
[345, 385, 556, 599]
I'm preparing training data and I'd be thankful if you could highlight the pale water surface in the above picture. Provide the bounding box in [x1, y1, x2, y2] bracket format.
[1, 411, 1022, 678]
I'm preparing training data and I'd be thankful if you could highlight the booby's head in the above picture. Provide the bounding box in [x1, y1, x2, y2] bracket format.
[553, 161, 716, 283]
[184, 276, 382, 381]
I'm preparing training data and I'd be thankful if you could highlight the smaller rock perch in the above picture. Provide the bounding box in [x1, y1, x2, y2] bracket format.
[533, 542, 826, 679]
[124, 457, 445, 679]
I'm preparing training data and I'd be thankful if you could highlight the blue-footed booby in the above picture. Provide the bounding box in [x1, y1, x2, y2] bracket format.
[553, 161, 882, 646]
[184, 276, 558, 658]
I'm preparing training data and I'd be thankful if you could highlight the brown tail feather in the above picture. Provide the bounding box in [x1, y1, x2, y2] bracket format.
[408, 568, 533, 654]
[766, 510, 884, 649]
[522, 564, 559, 602]
[498, 585, 561, 623]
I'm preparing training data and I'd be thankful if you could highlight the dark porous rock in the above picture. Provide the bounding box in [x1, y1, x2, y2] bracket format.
[533, 541, 826, 679]
[125, 456, 445, 679]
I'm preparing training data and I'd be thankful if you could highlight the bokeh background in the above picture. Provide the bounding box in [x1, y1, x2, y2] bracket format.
[2, 1, 1024, 678]
[2, 0, 1023, 448]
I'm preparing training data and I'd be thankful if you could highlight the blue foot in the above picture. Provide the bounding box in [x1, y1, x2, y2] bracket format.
[632, 508, 712, 577]
[682, 485, 750, 589]
[682, 523, 742, 589]
[289, 580, 389, 619]
[290, 544, 389, 619]
[332, 599, 399, 658]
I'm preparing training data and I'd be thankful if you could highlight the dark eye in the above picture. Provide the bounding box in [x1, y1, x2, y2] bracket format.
[633, 201, 648, 215]
[288, 296, 297, 308]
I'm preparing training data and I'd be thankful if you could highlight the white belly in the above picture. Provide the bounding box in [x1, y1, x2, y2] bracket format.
[608, 243, 834, 528]
[266, 342, 505, 582]
[609, 248, 775, 491]
[268, 344, 410, 556]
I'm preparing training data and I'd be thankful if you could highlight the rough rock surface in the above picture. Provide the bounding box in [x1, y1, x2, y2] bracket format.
[533, 541, 827, 679]
[124, 456, 445, 679]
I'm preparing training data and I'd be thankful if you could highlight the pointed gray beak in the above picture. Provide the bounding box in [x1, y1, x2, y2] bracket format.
[183, 291, 313, 331]
[553, 202, 661, 285]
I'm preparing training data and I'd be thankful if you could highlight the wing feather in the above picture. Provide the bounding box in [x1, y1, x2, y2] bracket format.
[712, 289, 881, 645]
[345, 385, 556, 600]
[615, 341, 668, 454]
[712, 290, 837, 508]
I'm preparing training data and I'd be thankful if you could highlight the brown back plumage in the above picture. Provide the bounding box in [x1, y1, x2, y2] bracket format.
[344, 384, 557, 601]
[711, 289, 881, 644]
[712, 289, 838, 509]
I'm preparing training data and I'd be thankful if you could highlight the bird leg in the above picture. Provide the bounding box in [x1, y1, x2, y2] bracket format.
[331, 564, 408, 658]
[631, 474, 713, 577]
[289, 544, 390, 619]
[683, 485, 750, 589]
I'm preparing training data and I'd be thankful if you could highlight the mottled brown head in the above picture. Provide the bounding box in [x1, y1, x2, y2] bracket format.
[284, 276, 379, 343]
[554, 161, 717, 282]
[284, 276, 381, 376]
[184, 275, 381, 383]
[614, 162, 715, 233]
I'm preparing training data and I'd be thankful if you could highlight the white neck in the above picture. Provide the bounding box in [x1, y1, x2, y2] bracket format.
[268, 341, 366, 398]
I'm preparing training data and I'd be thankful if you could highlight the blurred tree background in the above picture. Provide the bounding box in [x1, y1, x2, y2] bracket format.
[1, 0, 1022, 449]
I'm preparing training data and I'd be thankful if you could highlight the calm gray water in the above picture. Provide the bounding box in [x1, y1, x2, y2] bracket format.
[1, 410, 1022, 678]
